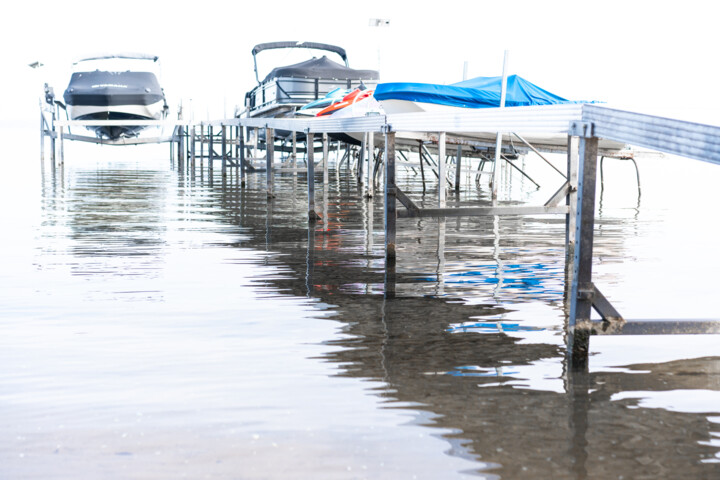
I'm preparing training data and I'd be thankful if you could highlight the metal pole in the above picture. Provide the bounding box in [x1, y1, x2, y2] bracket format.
[322, 132, 329, 185]
[418, 140, 426, 193]
[292, 131, 298, 174]
[455, 145, 462, 193]
[491, 50, 509, 199]
[190, 125, 196, 171]
[208, 126, 213, 175]
[40, 112, 45, 163]
[239, 125, 246, 187]
[221, 124, 227, 177]
[307, 131, 318, 222]
[199, 124, 204, 171]
[367, 131, 374, 197]
[266, 127, 274, 198]
[178, 125, 185, 168]
[59, 126, 64, 166]
[568, 133, 599, 368]
[358, 133, 366, 184]
[438, 132, 446, 207]
[384, 128, 397, 298]
[565, 135, 580, 301]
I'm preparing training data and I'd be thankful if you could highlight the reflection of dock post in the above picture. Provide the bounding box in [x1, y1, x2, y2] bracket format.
[266, 127, 274, 198]
[384, 127, 397, 298]
[307, 131, 319, 223]
[292, 131, 298, 174]
[568, 124, 599, 368]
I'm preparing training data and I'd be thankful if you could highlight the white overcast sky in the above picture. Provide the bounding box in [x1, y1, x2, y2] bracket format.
[4, 0, 719, 124]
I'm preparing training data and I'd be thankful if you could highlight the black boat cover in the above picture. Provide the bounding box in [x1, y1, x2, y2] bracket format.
[63, 71, 164, 106]
[262, 56, 379, 84]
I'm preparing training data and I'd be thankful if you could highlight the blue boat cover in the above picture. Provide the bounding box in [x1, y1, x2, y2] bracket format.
[374, 74, 574, 108]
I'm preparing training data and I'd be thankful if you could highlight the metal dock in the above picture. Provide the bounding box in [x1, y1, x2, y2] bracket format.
[40, 98, 720, 368]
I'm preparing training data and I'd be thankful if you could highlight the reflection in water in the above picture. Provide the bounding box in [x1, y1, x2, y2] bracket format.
[3, 153, 718, 478]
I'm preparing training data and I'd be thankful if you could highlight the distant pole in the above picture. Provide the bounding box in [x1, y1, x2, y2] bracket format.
[491, 50, 509, 200]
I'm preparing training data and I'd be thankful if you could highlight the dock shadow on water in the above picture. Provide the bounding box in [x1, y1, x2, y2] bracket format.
[1, 147, 719, 479]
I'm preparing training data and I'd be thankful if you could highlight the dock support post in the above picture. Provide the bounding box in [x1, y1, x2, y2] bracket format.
[367, 132, 374, 197]
[266, 127, 274, 198]
[307, 131, 319, 222]
[322, 132, 329, 186]
[40, 112, 45, 163]
[568, 130, 598, 367]
[358, 134, 366, 184]
[239, 125, 246, 187]
[566, 121, 628, 367]
[190, 126, 196, 172]
[455, 145, 462, 193]
[384, 127, 397, 298]
[222, 124, 227, 178]
[292, 131, 298, 174]
[438, 132, 446, 207]
[50, 111, 56, 166]
[565, 135, 579, 301]
[199, 124, 204, 172]
[418, 141, 426, 193]
[178, 126, 185, 169]
[59, 126, 64, 166]
[208, 126, 213, 176]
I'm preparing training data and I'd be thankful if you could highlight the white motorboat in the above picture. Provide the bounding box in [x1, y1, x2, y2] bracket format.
[63, 54, 168, 139]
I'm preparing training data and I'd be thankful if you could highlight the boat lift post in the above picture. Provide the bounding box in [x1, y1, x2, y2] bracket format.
[438, 132, 446, 207]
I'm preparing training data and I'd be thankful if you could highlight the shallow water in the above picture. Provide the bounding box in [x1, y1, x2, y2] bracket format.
[1, 128, 719, 479]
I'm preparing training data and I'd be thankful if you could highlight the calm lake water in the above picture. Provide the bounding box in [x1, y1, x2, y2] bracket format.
[1, 126, 719, 479]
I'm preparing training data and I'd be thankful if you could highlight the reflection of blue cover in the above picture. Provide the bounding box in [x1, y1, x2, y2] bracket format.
[374, 74, 573, 108]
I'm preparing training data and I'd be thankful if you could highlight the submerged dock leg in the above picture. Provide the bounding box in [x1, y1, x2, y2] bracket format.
[322, 133, 329, 186]
[266, 127, 274, 198]
[455, 145, 462, 193]
[384, 128, 397, 298]
[239, 126, 246, 187]
[190, 126, 196, 171]
[438, 132, 446, 207]
[222, 124, 227, 178]
[208, 126, 213, 176]
[367, 132, 374, 197]
[307, 131, 319, 223]
[567, 123, 623, 367]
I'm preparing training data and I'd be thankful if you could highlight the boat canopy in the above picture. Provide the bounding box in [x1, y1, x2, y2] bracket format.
[374, 74, 574, 108]
[252, 42, 348, 65]
[262, 56, 379, 84]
